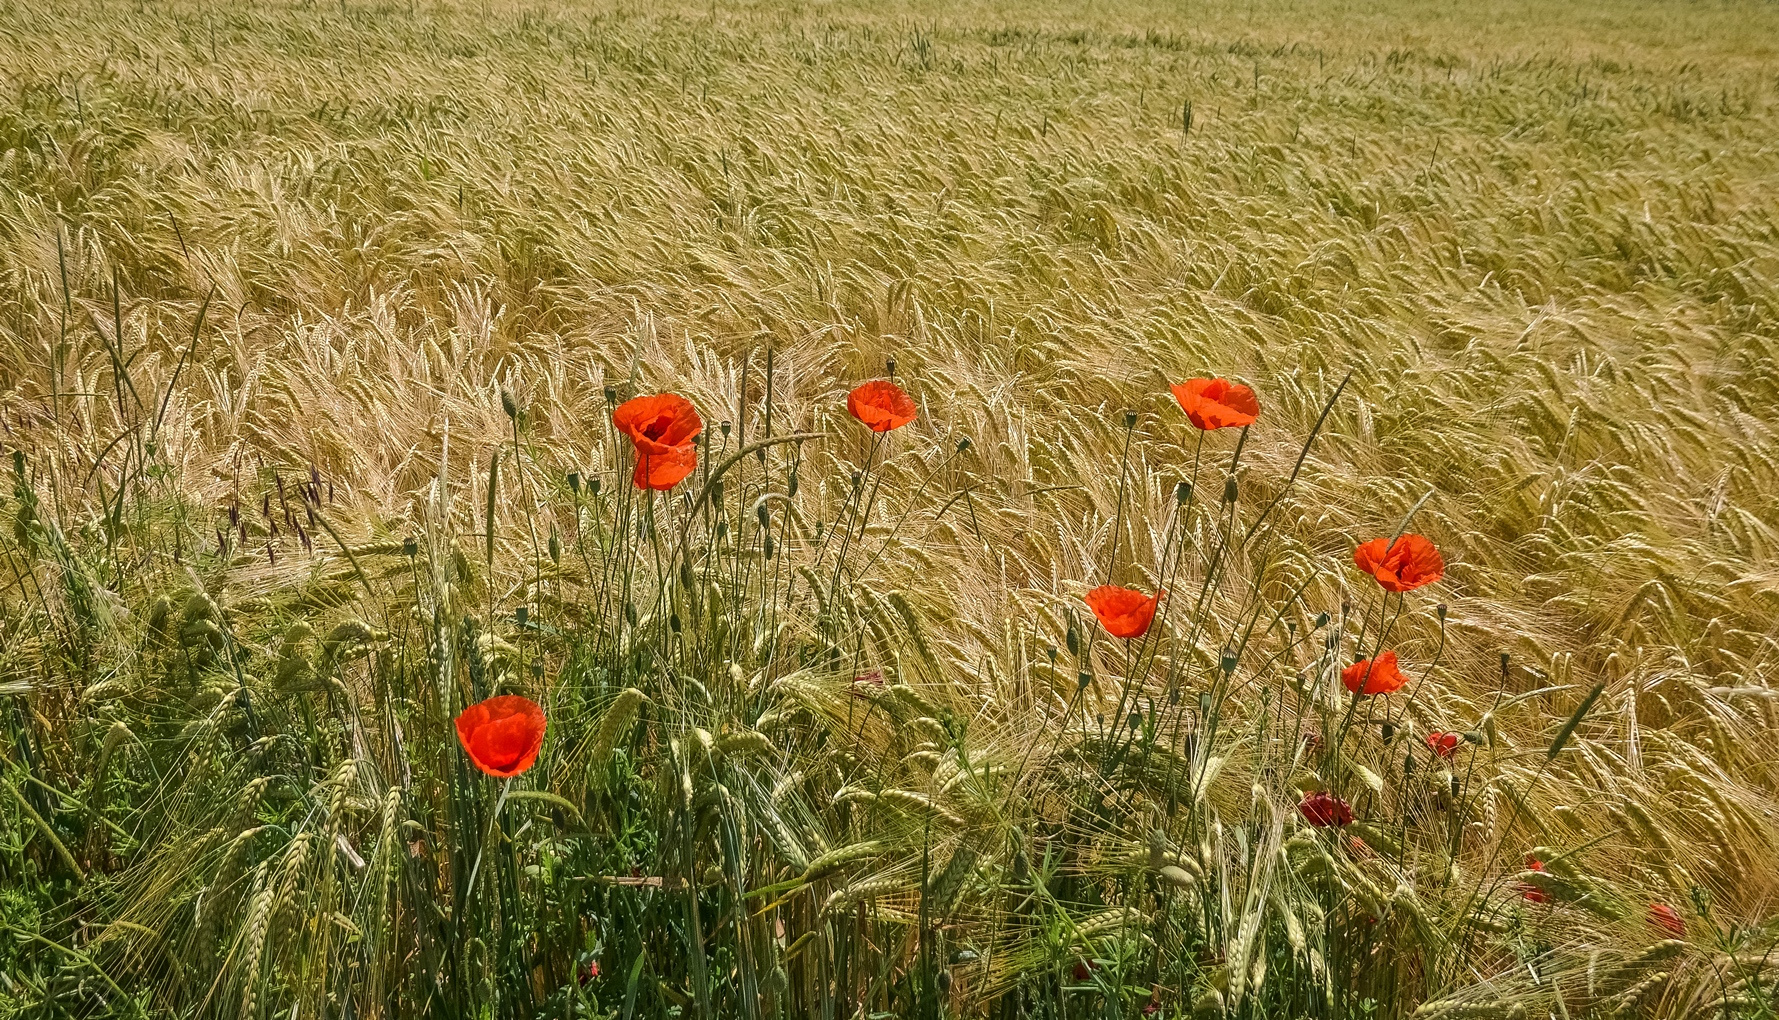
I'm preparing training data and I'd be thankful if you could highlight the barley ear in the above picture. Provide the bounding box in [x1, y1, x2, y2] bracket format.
[1547, 682, 1605, 760]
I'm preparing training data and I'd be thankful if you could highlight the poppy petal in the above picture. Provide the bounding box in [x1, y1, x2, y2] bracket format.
[848, 380, 917, 432]
[455, 694, 547, 778]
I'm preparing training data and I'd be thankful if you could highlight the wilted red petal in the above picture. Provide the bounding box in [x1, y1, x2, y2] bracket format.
[1353, 534, 1445, 592]
[1084, 585, 1166, 640]
[1649, 902, 1686, 937]
[1426, 731, 1461, 758]
[847, 379, 918, 432]
[1342, 650, 1408, 696]
[454, 694, 547, 778]
[613, 393, 703, 455]
[1169, 377, 1259, 431]
[1298, 791, 1353, 827]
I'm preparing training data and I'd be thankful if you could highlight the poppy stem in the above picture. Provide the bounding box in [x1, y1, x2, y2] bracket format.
[463, 775, 514, 918]
[1102, 414, 1138, 588]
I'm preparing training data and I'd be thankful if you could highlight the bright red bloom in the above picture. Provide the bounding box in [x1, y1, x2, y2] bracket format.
[847, 380, 917, 432]
[454, 694, 547, 778]
[1426, 731, 1461, 758]
[1649, 902, 1686, 937]
[1169, 377, 1259, 431]
[1298, 791, 1353, 827]
[1519, 856, 1551, 904]
[1084, 585, 1166, 640]
[1353, 534, 1445, 592]
[613, 393, 703, 490]
[1342, 651, 1409, 696]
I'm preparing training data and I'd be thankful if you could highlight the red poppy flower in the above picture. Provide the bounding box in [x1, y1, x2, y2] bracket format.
[1084, 586, 1166, 640]
[1342, 651, 1408, 696]
[1169, 377, 1259, 431]
[1426, 731, 1460, 758]
[1519, 856, 1550, 904]
[1649, 902, 1686, 937]
[613, 393, 703, 490]
[847, 380, 917, 432]
[1071, 960, 1098, 981]
[1298, 791, 1353, 827]
[1353, 534, 1445, 593]
[454, 694, 547, 778]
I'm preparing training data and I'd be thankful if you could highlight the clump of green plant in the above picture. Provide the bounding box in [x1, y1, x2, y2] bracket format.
[4, 345, 1774, 1019]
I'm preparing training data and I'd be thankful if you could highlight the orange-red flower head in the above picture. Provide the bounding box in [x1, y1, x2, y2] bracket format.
[1649, 902, 1686, 937]
[1353, 533, 1445, 593]
[1170, 377, 1259, 431]
[612, 393, 703, 490]
[454, 694, 547, 778]
[1084, 585, 1166, 640]
[1426, 731, 1461, 758]
[1298, 791, 1353, 827]
[847, 380, 917, 432]
[1342, 651, 1409, 696]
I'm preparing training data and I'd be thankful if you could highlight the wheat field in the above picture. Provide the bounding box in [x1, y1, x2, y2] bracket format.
[3, 0, 1779, 1016]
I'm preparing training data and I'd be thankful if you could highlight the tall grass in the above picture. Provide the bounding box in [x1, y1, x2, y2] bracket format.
[3, 0, 1779, 1016]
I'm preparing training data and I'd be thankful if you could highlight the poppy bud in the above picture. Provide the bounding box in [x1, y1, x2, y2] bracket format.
[603, 386, 618, 405]
[1066, 622, 1080, 656]
[1436, 603, 1448, 621]
[1223, 476, 1238, 503]
[885, 356, 897, 376]
[1500, 651, 1510, 676]
[787, 470, 799, 497]
[500, 388, 519, 420]
[1221, 651, 1237, 674]
[670, 614, 681, 633]
[1450, 775, 1461, 798]
[402, 537, 418, 558]
[720, 420, 732, 438]
[1047, 644, 1058, 663]
[1380, 722, 1395, 742]
[515, 606, 528, 626]
[1198, 692, 1211, 717]
[680, 561, 695, 590]
[717, 520, 728, 538]
[936, 970, 951, 994]
[710, 480, 724, 504]
[764, 536, 776, 558]
[1403, 753, 1416, 775]
[956, 437, 972, 453]
[1129, 712, 1142, 731]
[624, 602, 638, 626]
[1315, 611, 1330, 629]
[549, 532, 561, 564]
[1463, 730, 1482, 744]
[1077, 670, 1091, 690]
[1124, 410, 1139, 429]
[757, 505, 770, 529]
[1176, 481, 1191, 504]
[589, 477, 601, 496]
